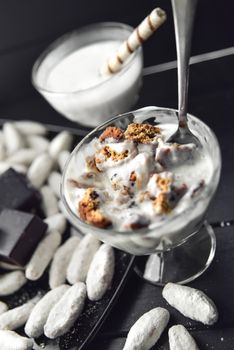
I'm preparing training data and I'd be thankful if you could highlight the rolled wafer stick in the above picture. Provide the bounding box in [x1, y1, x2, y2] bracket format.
[101, 8, 166, 75]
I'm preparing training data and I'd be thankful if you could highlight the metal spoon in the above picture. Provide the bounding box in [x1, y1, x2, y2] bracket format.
[167, 0, 200, 146]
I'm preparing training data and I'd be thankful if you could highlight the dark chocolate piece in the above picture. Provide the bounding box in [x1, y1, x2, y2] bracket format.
[0, 209, 47, 266]
[0, 168, 41, 212]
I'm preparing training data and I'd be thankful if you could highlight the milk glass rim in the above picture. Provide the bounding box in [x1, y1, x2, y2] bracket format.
[32, 22, 142, 96]
[61, 106, 222, 236]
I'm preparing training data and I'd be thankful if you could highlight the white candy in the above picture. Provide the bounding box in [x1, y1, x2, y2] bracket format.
[58, 150, 70, 172]
[44, 282, 86, 339]
[44, 213, 67, 235]
[86, 244, 114, 301]
[26, 135, 49, 152]
[40, 185, 59, 217]
[168, 325, 199, 350]
[123, 307, 170, 350]
[27, 153, 54, 188]
[0, 330, 33, 350]
[49, 131, 73, 159]
[162, 283, 218, 325]
[67, 234, 100, 284]
[0, 271, 27, 296]
[0, 296, 40, 330]
[14, 121, 47, 135]
[7, 149, 38, 166]
[49, 237, 80, 289]
[25, 230, 61, 281]
[48, 171, 61, 198]
[0, 162, 27, 175]
[0, 131, 6, 160]
[0, 302, 8, 315]
[25, 284, 69, 338]
[3, 123, 25, 155]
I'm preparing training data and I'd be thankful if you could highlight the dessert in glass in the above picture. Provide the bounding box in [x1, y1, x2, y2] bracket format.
[32, 22, 143, 127]
[61, 106, 221, 285]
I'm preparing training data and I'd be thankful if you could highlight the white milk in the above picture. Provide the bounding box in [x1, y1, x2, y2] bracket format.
[46, 41, 121, 92]
[36, 39, 142, 127]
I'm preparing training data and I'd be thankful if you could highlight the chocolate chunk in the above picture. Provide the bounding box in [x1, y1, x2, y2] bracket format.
[0, 168, 40, 212]
[0, 209, 47, 266]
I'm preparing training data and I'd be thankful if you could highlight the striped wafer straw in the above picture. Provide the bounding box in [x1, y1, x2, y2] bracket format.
[100, 8, 167, 75]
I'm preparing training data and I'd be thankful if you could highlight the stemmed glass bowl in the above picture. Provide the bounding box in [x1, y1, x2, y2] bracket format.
[61, 106, 221, 285]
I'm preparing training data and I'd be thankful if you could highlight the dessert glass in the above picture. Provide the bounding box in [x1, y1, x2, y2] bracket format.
[61, 106, 221, 285]
[32, 22, 143, 127]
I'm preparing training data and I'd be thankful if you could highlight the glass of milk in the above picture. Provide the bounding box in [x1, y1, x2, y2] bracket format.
[32, 22, 143, 127]
[61, 106, 221, 285]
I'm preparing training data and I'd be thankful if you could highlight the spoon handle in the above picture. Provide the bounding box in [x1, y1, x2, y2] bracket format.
[172, 0, 197, 126]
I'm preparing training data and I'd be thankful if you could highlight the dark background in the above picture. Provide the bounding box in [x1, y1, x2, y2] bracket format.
[0, 1, 234, 349]
[0, 0, 233, 103]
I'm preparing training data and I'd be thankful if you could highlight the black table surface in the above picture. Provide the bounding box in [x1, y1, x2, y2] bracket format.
[1, 49, 234, 349]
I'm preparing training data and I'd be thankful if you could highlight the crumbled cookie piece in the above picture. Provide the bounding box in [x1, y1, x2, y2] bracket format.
[129, 171, 137, 182]
[138, 191, 151, 203]
[191, 180, 205, 198]
[153, 192, 172, 214]
[86, 157, 100, 173]
[78, 189, 111, 228]
[95, 146, 129, 163]
[156, 174, 172, 192]
[156, 142, 196, 169]
[68, 179, 88, 188]
[99, 126, 124, 142]
[125, 123, 161, 144]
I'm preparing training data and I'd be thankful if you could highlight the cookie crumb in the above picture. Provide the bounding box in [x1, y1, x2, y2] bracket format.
[125, 123, 161, 144]
[99, 126, 124, 142]
[79, 188, 111, 228]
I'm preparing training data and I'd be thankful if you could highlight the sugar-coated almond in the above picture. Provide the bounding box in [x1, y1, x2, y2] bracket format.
[0, 301, 8, 315]
[44, 282, 86, 339]
[49, 131, 73, 159]
[49, 237, 80, 289]
[48, 171, 61, 198]
[0, 161, 27, 175]
[7, 148, 38, 166]
[26, 135, 49, 152]
[162, 283, 218, 325]
[0, 296, 40, 330]
[67, 234, 100, 284]
[0, 330, 33, 350]
[44, 213, 67, 235]
[25, 230, 61, 281]
[25, 284, 69, 338]
[123, 307, 170, 350]
[58, 150, 70, 172]
[168, 325, 199, 350]
[0, 131, 6, 161]
[0, 271, 27, 296]
[3, 123, 25, 155]
[40, 185, 59, 217]
[86, 244, 115, 301]
[14, 120, 47, 135]
[27, 153, 54, 188]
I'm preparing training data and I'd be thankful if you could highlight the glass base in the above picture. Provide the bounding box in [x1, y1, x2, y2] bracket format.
[134, 222, 216, 286]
